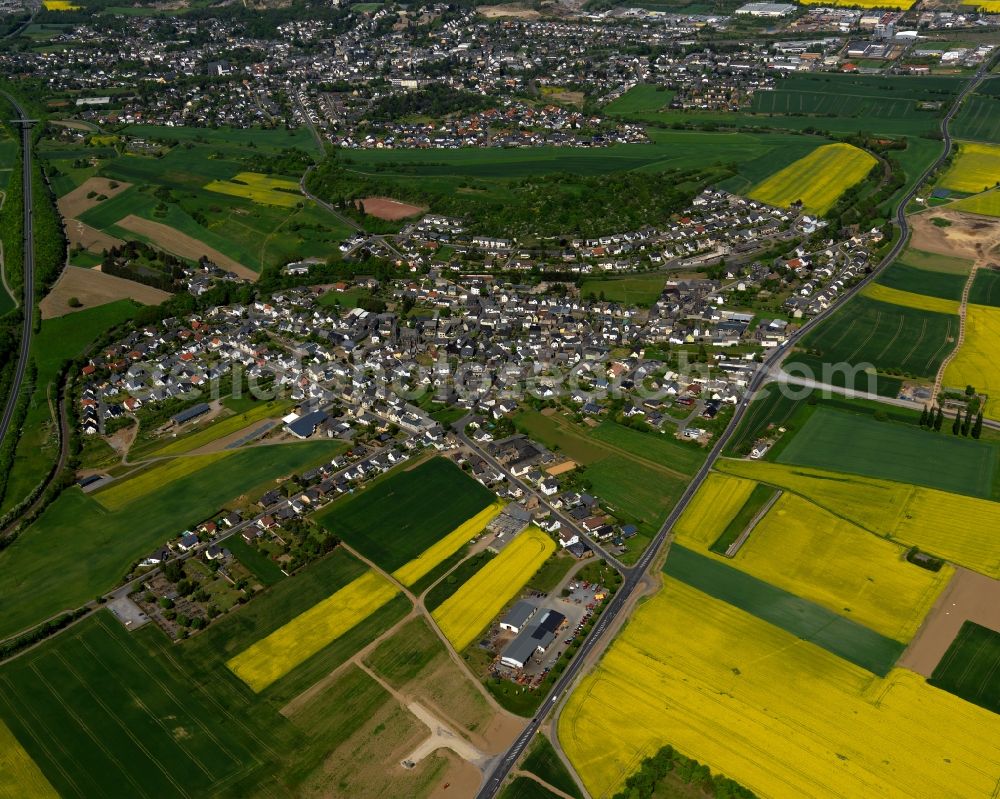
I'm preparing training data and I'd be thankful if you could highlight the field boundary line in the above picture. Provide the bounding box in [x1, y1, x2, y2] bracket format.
[898, 316, 926, 367]
[79, 627, 242, 776]
[932, 258, 981, 402]
[52, 649, 192, 799]
[0, 676, 85, 798]
[847, 310, 882, 363]
[29, 662, 153, 799]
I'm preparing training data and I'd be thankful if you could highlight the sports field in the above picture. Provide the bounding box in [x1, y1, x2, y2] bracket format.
[719, 492, 951, 641]
[943, 303, 1000, 420]
[558, 578, 1000, 799]
[952, 188, 1000, 217]
[579, 275, 666, 307]
[747, 143, 877, 214]
[718, 459, 1000, 578]
[861, 282, 960, 315]
[391, 501, 504, 587]
[317, 457, 495, 572]
[776, 407, 995, 498]
[665, 546, 905, 674]
[432, 527, 555, 651]
[227, 570, 399, 692]
[0, 441, 344, 641]
[204, 171, 302, 207]
[939, 141, 1000, 194]
[671, 471, 757, 549]
[929, 621, 1000, 714]
[0, 718, 57, 799]
[790, 294, 957, 382]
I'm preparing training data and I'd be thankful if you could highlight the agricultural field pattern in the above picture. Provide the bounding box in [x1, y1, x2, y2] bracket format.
[0, 3, 998, 799]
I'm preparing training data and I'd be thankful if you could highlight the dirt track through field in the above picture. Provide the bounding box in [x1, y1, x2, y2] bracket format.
[65, 218, 123, 254]
[117, 215, 259, 281]
[57, 177, 131, 219]
[899, 567, 1000, 676]
[40, 265, 171, 318]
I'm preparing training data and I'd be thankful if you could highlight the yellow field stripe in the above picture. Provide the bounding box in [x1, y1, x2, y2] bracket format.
[227, 570, 399, 692]
[93, 450, 234, 511]
[672, 472, 756, 550]
[939, 141, 1000, 195]
[204, 171, 301, 208]
[945, 303, 1000, 426]
[392, 501, 505, 587]
[748, 143, 877, 215]
[432, 526, 555, 652]
[559, 578, 1000, 799]
[862, 282, 959, 315]
[0, 718, 59, 799]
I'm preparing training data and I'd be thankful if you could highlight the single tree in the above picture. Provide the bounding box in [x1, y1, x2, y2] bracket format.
[973, 410, 984, 439]
[952, 409, 961, 435]
[919, 405, 929, 427]
[934, 406, 944, 431]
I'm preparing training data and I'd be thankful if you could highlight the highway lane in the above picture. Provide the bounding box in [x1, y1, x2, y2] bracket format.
[474, 58, 993, 799]
[0, 92, 34, 451]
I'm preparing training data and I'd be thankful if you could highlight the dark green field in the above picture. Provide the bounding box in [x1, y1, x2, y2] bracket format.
[776, 406, 995, 498]
[0, 440, 347, 641]
[791, 294, 957, 381]
[122, 124, 320, 153]
[316, 457, 495, 572]
[969, 269, 1000, 307]
[953, 93, 1000, 144]
[521, 735, 584, 799]
[424, 550, 496, 612]
[876, 262, 968, 301]
[499, 777, 563, 799]
[664, 546, 905, 676]
[589, 421, 705, 476]
[710, 484, 777, 554]
[579, 274, 666, 307]
[725, 383, 809, 456]
[604, 84, 676, 115]
[224, 534, 287, 586]
[929, 621, 1000, 714]
[0, 614, 274, 798]
[781, 352, 903, 398]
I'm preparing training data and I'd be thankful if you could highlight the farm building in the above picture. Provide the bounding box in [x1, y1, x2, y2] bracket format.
[501, 608, 567, 669]
[285, 410, 330, 439]
[172, 403, 210, 426]
[500, 601, 538, 634]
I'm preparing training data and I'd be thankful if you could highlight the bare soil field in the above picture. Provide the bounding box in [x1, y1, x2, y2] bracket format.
[40, 265, 171, 318]
[909, 209, 1000, 261]
[478, 4, 541, 17]
[546, 460, 577, 476]
[65, 218, 123, 253]
[117, 214, 259, 281]
[899, 567, 1000, 677]
[57, 177, 131, 218]
[357, 196, 427, 221]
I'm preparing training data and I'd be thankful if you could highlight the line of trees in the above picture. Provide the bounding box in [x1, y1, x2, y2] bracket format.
[920, 403, 982, 438]
[611, 744, 757, 799]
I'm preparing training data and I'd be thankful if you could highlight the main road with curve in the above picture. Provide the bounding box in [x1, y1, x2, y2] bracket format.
[474, 57, 994, 799]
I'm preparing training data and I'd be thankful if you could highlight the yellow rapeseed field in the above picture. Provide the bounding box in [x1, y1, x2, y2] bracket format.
[723, 493, 952, 641]
[749, 143, 878, 215]
[717, 459, 1000, 578]
[94, 450, 234, 511]
[939, 142, 1000, 195]
[952, 188, 1000, 217]
[672, 472, 756, 549]
[944, 303, 1000, 422]
[204, 172, 302, 207]
[0, 719, 58, 799]
[559, 578, 1000, 799]
[228, 570, 398, 692]
[42, 0, 81, 9]
[861, 282, 960, 315]
[800, 0, 913, 7]
[392, 502, 504, 587]
[432, 526, 555, 651]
